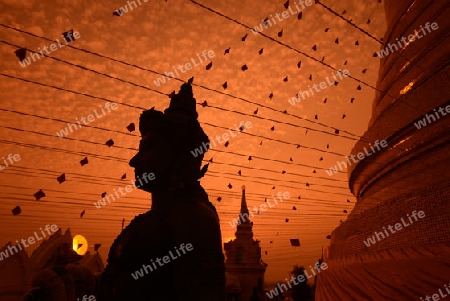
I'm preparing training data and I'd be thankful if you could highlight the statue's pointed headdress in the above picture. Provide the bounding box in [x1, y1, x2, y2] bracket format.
[138, 83, 209, 180]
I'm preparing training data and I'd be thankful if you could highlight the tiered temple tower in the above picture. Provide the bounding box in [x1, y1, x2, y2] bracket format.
[316, 1, 450, 300]
[224, 186, 267, 301]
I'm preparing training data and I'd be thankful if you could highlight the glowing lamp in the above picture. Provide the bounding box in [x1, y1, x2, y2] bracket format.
[73, 235, 88, 255]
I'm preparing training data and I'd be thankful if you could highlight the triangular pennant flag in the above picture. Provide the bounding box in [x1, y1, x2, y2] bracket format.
[62, 29, 75, 43]
[57, 173, 66, 184]
[290, 239, 300, 246]
[12, 206, 21, 216]
[15, 48, 27, 61]
[126, 123, 135, 132]
[105, 139, 114, 147]
[113, 9, 123, 16]
[80, 157, 88, 166]
[34, 190, 45, 201]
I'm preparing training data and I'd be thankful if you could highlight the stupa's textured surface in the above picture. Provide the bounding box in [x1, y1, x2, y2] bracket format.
[316, 1, 450, 300]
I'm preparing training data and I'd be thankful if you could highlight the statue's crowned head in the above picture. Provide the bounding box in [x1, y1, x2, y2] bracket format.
[129, 83, 210, 192]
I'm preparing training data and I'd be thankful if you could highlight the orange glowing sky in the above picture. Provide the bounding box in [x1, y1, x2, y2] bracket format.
[0, 0, 386, 282]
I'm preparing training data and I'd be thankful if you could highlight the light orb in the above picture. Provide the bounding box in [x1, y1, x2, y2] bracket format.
[72, 235, 88, 255]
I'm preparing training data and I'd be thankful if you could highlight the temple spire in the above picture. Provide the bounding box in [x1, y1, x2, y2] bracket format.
[240, 185, 249, 218]
[235, 185, 253, 238]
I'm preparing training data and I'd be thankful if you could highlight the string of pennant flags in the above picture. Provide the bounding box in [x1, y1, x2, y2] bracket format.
[1, 0, 426, 255]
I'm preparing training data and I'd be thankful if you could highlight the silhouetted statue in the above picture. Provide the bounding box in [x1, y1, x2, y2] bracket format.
[98, 83, 226, 300]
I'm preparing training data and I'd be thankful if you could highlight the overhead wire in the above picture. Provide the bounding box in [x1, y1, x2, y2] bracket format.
[0, 23, 367, 140]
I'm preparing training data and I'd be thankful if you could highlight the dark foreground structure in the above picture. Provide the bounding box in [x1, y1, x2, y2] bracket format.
[316, 1, 450, 300]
